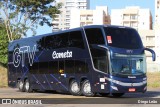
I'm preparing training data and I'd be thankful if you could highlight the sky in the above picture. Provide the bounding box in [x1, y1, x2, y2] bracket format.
[35, 0, 155, 36]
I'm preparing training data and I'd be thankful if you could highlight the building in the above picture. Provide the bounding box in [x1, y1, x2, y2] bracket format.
[155, 0, 160, 66]
[53, 0, 90, 31]
[138, 29, 159, 71]
[138, 30, 155, 59]
[111, 6, 152, 30]
[70, 6, 111, 28]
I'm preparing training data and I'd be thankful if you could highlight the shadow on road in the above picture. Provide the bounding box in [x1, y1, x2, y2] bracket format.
[28, 90, 160, 98]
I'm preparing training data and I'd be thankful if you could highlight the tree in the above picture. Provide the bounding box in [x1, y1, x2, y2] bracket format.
[0, 18, 8, 67]
[0, 0, 62, 41]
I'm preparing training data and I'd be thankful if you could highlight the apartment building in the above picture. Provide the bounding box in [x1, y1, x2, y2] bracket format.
[155, 0, 160, 65]
[70, 6, 111, 28]
[111, 6, 152, 30]
[53, 0, 90, 31]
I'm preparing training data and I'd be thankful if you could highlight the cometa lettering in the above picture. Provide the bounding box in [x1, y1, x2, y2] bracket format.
[52, 50, 72, 59]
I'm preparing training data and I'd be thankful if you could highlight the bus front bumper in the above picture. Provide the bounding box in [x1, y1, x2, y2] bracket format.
[110, 83, 147, 93]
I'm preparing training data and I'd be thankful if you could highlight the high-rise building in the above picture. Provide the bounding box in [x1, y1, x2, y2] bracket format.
[53, 0, 90, 31]
[155, 0, 160, 24]
[70, 6, 111, 28]
[155, 0, 160, 65]
[111, 6, 152, 30]
[138, 29, 158, 71]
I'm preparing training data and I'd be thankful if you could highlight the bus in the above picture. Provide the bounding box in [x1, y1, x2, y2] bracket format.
[8, 25, 156, 97]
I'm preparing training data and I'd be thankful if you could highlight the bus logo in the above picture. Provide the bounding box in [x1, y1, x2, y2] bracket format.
[13, 45, 36, 67]
[52, 50, 72, 59]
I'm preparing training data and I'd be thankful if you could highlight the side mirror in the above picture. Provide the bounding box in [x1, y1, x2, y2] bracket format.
[144, 48, 156, 61]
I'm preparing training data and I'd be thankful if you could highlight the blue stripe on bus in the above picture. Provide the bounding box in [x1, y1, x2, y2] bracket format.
[44, 74, 52, 90]
[50, 74, 68, 90]
[32, 75, 45, 90]
[21, 66, 29, 80]
[34, 50, 44, 62]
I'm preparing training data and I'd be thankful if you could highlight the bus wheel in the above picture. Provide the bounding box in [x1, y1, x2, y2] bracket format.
[17, 80, 25, 92]
[112, 93, 124, 97]
[81, 80, 95, 97]
[24, 79, 32, 93]
[69, 80, 82, 96]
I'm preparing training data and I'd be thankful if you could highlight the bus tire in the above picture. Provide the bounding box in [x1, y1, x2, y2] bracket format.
[112, 93, 124, 97]
[81, 79, 95, 97]
[17, 80, 25, 92]
[69, 80, 82, 96]
[24, 79, 32, 93]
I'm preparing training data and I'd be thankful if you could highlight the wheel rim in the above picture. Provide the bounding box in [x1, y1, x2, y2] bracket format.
[71, 82, 80, 93]
[19, 81, 23, 90]
[83, 81, 91, 94]
[25, 81, 29, 91]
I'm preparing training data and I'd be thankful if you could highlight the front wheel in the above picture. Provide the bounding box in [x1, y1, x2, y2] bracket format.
[81, 80, 95, 97]
[112, 93, 124, 97]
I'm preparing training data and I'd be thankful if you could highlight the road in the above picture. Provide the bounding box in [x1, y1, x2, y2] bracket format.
[0, 87, 160, 107]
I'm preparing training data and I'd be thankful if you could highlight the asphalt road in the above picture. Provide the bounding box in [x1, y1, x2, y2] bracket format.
[0, 87, 160, 107]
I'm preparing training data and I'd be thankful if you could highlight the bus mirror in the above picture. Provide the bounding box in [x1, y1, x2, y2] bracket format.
[144, 48, 156, 61]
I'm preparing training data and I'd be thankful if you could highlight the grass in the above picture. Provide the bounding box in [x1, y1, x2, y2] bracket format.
[0, 65, 160, 88]
[147, 72, 160, 88]
[0, 65, 7, 88]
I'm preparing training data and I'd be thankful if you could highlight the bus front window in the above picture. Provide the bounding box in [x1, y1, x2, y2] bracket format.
[104, 27, 143, 49]
[111, 55, 146, 75]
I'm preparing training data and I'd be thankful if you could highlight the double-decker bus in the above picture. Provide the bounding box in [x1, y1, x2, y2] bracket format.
[8, 25, 155, 97]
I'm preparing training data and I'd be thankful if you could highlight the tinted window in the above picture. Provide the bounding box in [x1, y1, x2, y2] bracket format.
[85, 28, 105, 44]
[69, 31, 84, 48]
[48, 61, 58, 74]
[45, 34, 63, 50]
[65, 60, 75, 73]
[90, 48, 108, 73]
[44, 30, 84, 49]
[59, 61, 65, 74]
[39, 62, 48, 74]
[75, 60, 89, 73]
[30, 62, 39, 74]
[37, 37, 46, 51]
[104, 27, 143, 49]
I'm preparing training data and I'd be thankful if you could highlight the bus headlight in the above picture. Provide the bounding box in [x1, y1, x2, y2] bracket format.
[111, 86, 118, 91]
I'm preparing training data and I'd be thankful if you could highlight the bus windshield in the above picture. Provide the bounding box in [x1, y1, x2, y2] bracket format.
[104, 27, 143, 49]
[111, 54, 146, 76]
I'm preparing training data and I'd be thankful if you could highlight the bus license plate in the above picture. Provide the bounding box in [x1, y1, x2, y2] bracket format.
[129, 88, 135, 92]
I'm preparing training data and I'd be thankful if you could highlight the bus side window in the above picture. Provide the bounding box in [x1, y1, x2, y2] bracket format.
[30, 62, 39, 74]
[37, 37, 45, 51]
[57, 33, 69, 48]
[65, 60, 75, 73]
[85, 28, 105, 45]
[68, 31, 85, 49]
[48, 61, 58, 74]
[75, 60, 89, 73]
[59, 61, 65, 74]
[90, 48, 109, 73]
[39, 62, 48, 74]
